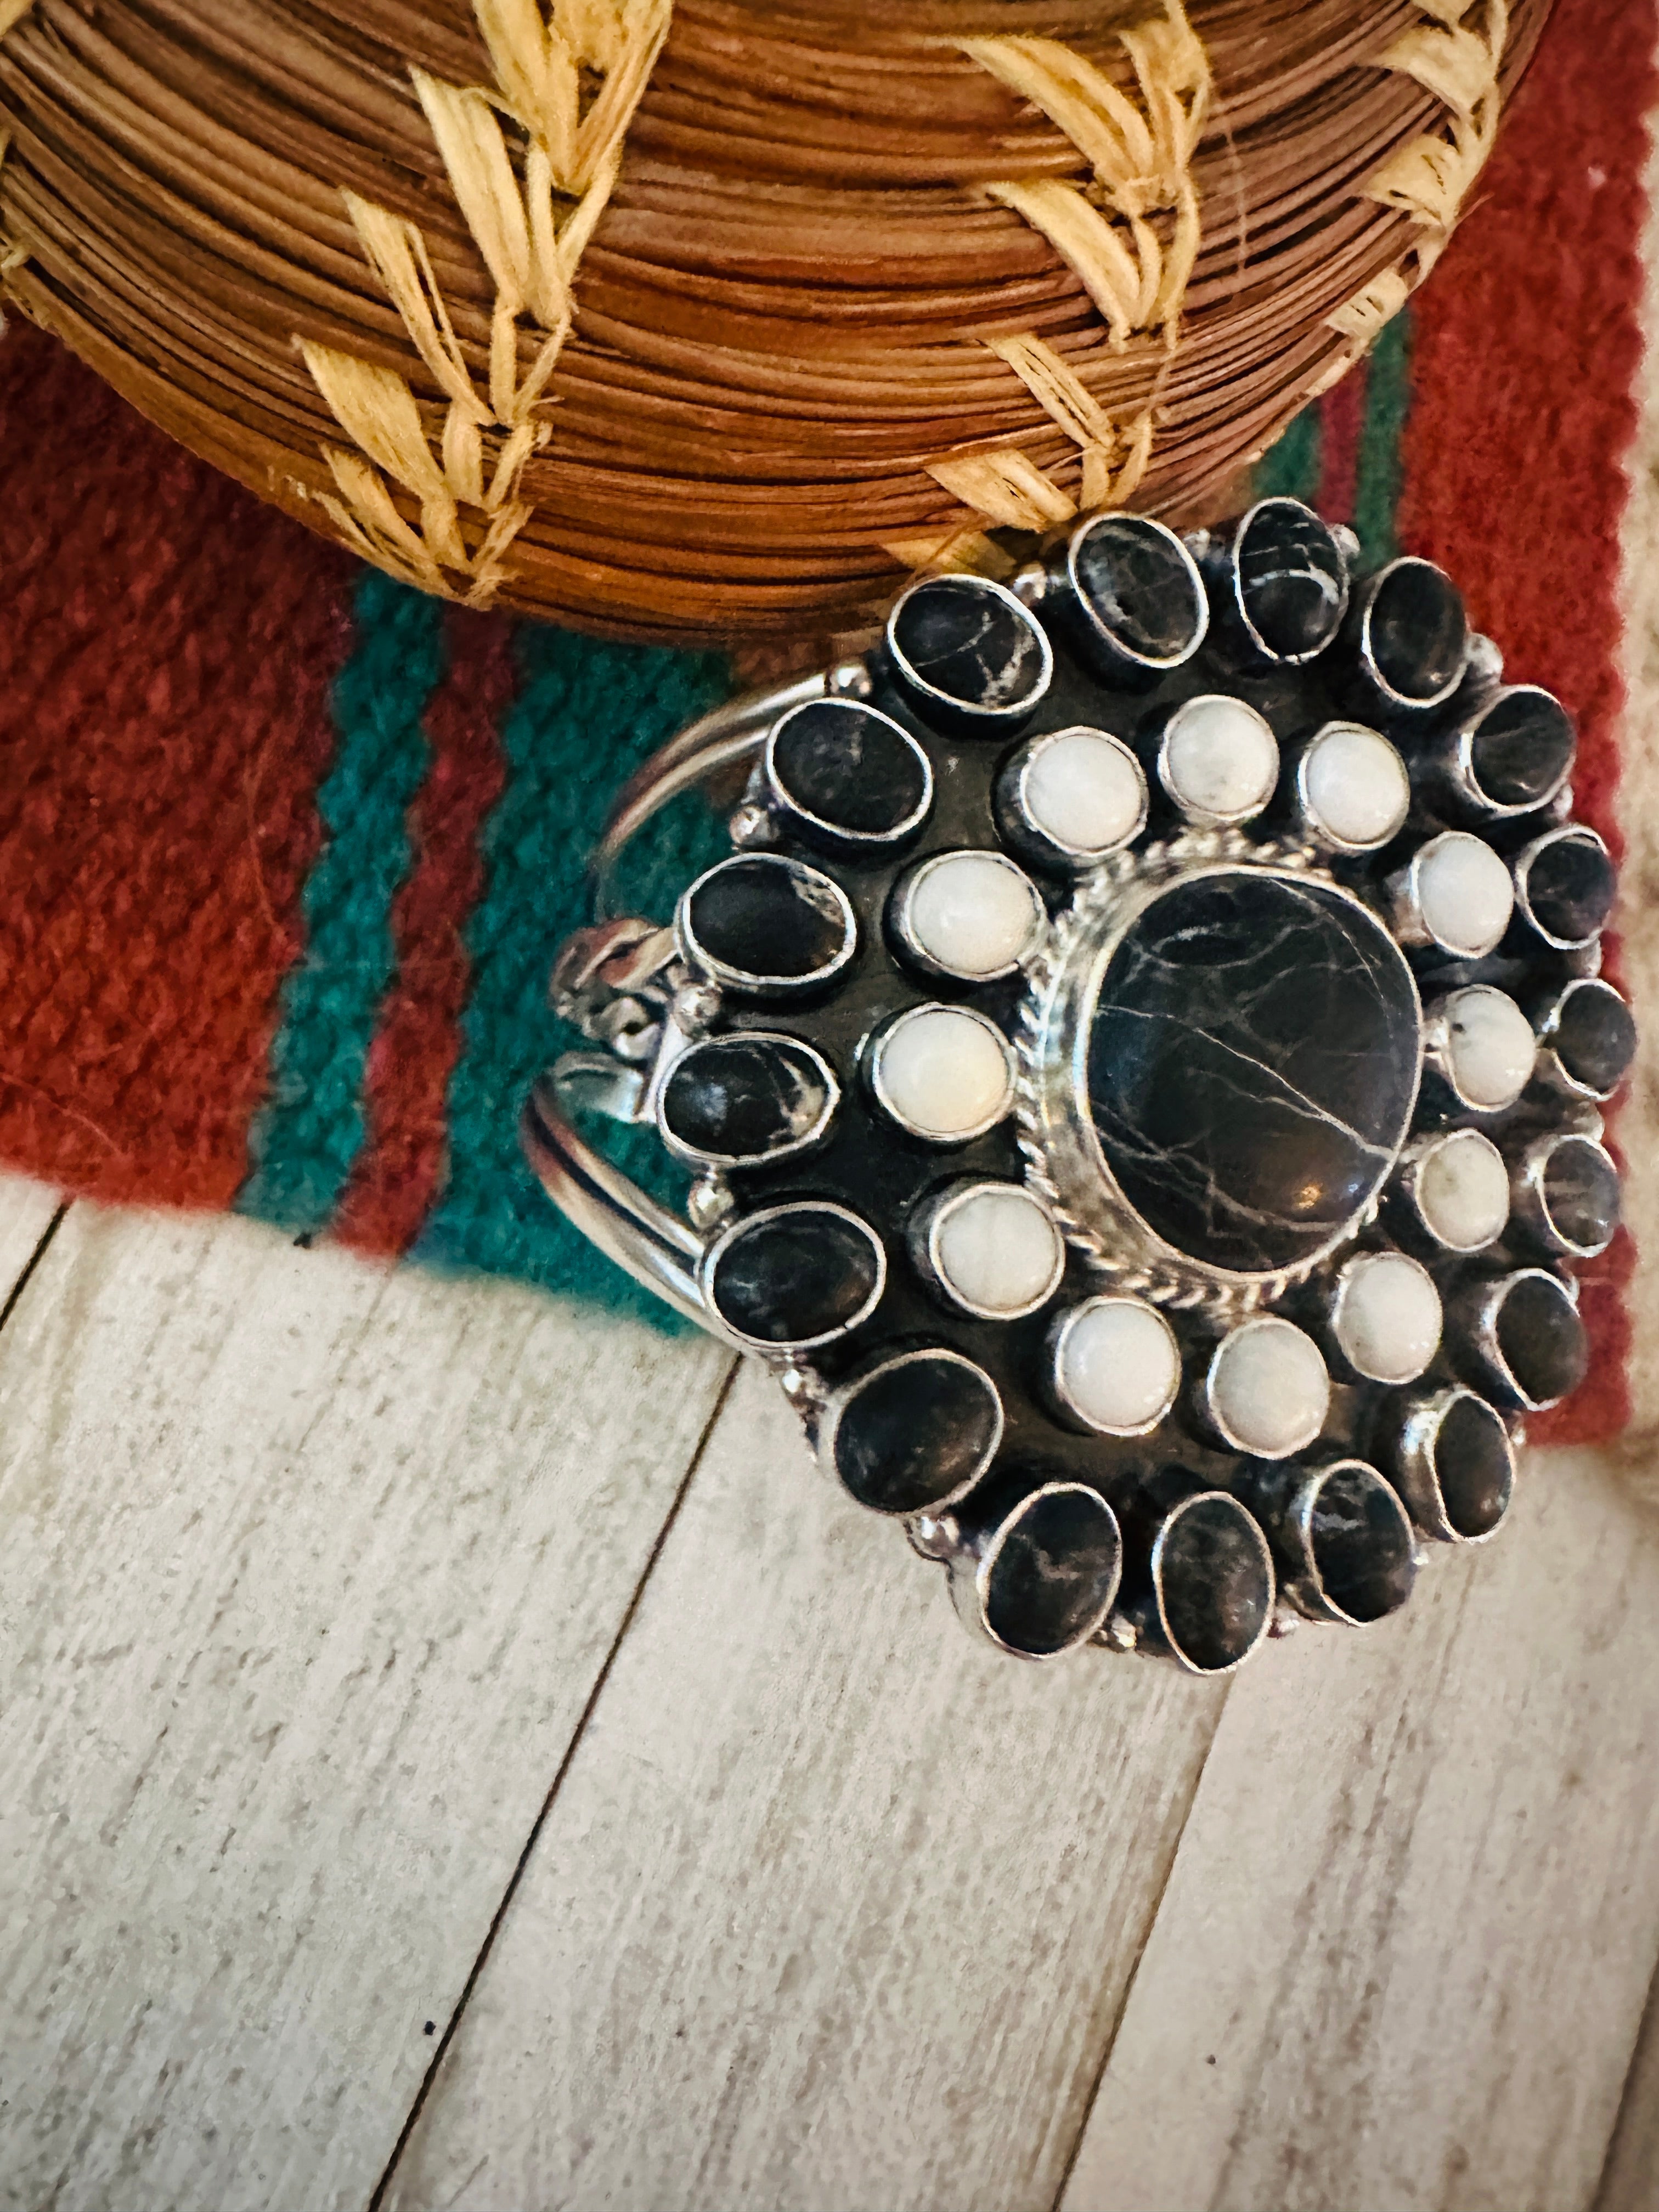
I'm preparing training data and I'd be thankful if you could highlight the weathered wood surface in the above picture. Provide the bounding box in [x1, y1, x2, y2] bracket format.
[1597, 1969, 1659, 2212]
[383, 1361, 1232, 2212]
[0, 1195, 732, 2212]
[0, 1186, 1656, 2212]
[1062, 1447, 1659, 2212]
[379, 1385, 1659, 2212]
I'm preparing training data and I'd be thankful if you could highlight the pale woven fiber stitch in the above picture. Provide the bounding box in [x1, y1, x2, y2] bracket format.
[301, 0, 672, 610]
[893, 2, 1209, 578]
[1322, 2, 1510, 367]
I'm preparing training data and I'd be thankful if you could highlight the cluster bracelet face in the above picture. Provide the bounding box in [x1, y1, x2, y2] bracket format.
[524, 499, 1634, 1673]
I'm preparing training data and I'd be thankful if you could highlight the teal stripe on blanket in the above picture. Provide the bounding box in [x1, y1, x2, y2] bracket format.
[237, 571, 447, 1235]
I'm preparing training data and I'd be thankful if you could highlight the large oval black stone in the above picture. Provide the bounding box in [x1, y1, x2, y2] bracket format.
[983, 1485, 1121, 1657]
[888, 575, 1049, 718]
[829, 1348, 1002, 1516]
[660, 1034, 835, 1165]
[1086, 871, 1421, 1274]
[681, 855, 854, 992]
[768, 698, 931, 843]
[1234, 499, 1347, 661]
[705, 1203, 884, 1348]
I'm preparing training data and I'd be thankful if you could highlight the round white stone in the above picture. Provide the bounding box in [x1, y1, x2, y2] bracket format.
[1055, 1296, 1181, 1434]
[1208, 1317, 1330, 1458]
[1022, 728, 1146, 857]
[1160, 695, 1279, 824]
[1416, 1129, 1510, 1250]
[1334, 1251, 1442, 1384]
[931, 1184, 1063, 1318]
[1415, 832, 1514, 956]
[1442, 985, 1536, 1110]
[871, 1004, 1012, 1142]
[901, 851, 1043, 980]
[1301, 721, 1411, 850]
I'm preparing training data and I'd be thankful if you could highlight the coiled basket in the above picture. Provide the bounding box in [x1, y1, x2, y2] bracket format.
[0, 0, 1541, 641]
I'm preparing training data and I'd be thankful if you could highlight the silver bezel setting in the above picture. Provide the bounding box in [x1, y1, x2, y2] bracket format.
[1327, 1249, 1442, 1386]
[699, 1199, 888, 1353]
[1423, 984, 1537, 1114]
[865, 1001, 1015, 1144]
[885, 571, 1054, 727]
[950, 1480, 1124, 1660]
[1198, 1314, 1332, 1460]
[1045, 1294, 1183, 1437]
[994, 724, 1150, 869]
[763, 695, 935, 849]
[677, 853, 858, 996]
[1512, 1130, 1620, 1261]
[816, 1346, 1005, 1517]
[1291, 720, 1411, 854]
[887, 847, 1046, 983]
[1148, 1491, 1276, 1675]
[1155, 693, 1279, 828]
[1433, 683, 1576, 821]
[911, 1177, 1068, 1322]
[1398, 1127, 1512, 1254]
[1457, 1266, 1586, 1413]
[1514, 824, 1615, 952]
[1278, 1458, 1418, 1626]
[656, 1031, 842, 1170]
[1351, 555, 1469, 712]
[1393, 1384, 1518, 1544]
[1064, 510, 1209, 676]
[1387, 830, 1515, 958]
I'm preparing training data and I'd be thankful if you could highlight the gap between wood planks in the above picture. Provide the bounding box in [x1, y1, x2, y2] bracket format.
[0, 1191, 67, 1334]
[366, 1351, 742, 2212]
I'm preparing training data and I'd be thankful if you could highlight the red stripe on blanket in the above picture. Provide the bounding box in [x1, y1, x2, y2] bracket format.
[332, 607, 517, 1257]
[0, 320, 353, 1208]
[1397, 0, 1655, 1443]
[1316, 355, 1368, 526]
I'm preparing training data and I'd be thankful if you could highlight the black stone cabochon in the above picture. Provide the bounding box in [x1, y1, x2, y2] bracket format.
[980, 1485, 1122, 1656]
[887, 574, 1051, 716]
[1232, 500, 1347, 662]
[680, 853, 855, 991]
[1085, 869, 1423, 1277]
[767, 698, 932, 842]
[659, 1033, 837, 1167]
[828, 1348, 1003, 1516]
[703, 1203, 885, 1350]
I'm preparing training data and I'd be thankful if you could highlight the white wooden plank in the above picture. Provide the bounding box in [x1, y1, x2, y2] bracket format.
[0, 1200, 733, 2212]
[1060, 1445, 1659, 2212]
[1592, 1971, 1659, 2212]
[383, 1360, 1234, 2212]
